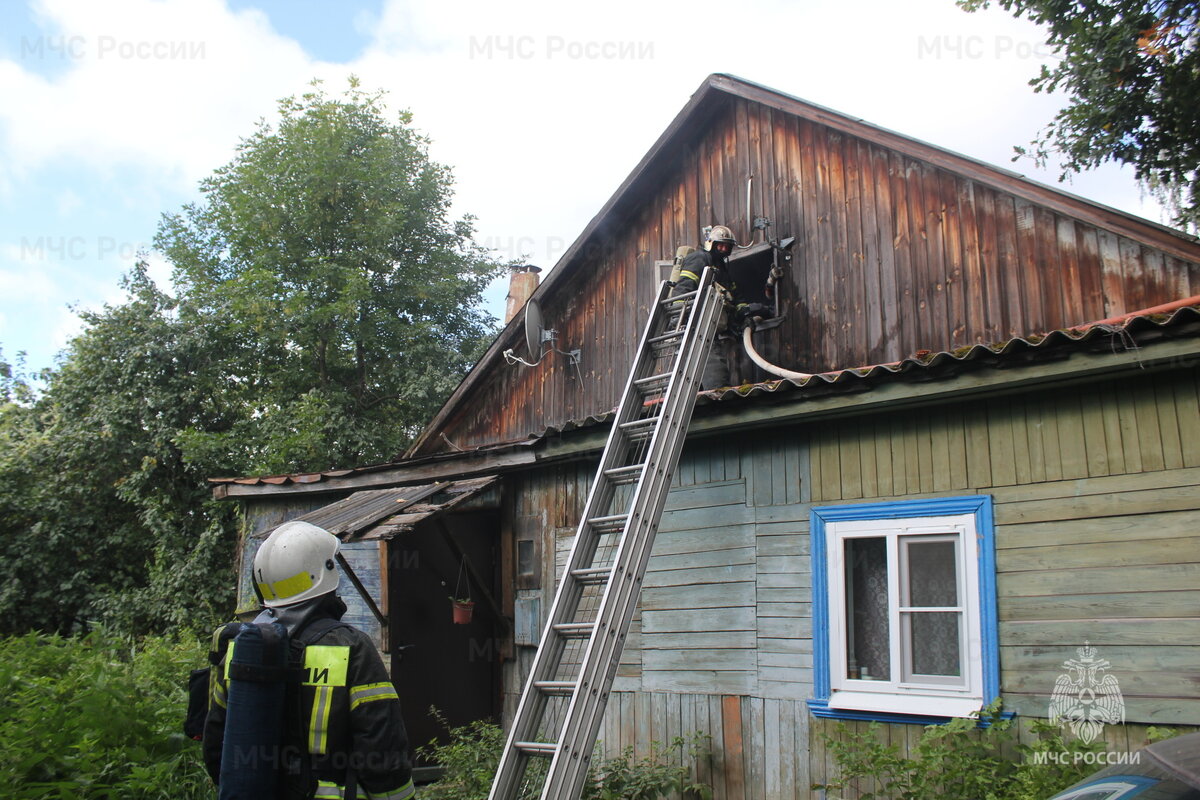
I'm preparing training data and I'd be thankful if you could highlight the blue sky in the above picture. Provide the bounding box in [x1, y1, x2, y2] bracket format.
[0, 0, 1172, 378]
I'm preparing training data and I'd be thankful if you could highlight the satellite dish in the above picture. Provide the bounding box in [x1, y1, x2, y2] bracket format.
[503, 297, 582, 376]
[525, 298, 545, 360]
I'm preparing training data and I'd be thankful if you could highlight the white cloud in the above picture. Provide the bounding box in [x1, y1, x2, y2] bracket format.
[0, 253, 89, 365]
[44, 302, 85, 357]
[0, 0, 1175, 370]
[0, 259, 60, 303]
[142, 250, 174, 290]
[0, 0, 325, 189]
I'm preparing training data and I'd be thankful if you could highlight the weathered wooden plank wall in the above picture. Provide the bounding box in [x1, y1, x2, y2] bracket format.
[431, 96, 1200, 452]
[501, 366, 1200, 799]
[598, 692, 811, 800]
[592, 695, 1185, 800]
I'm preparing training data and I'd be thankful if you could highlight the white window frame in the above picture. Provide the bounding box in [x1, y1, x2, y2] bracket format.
[809, 496, 999, 723]
[827, 515, 982, 717]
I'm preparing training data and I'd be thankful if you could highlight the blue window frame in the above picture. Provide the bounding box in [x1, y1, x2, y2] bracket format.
[808, 495, 999, 724]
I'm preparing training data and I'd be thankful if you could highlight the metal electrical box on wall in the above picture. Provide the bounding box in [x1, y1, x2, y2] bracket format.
[514, 594, 541, 646]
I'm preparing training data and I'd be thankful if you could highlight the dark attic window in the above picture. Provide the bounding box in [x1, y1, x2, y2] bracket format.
[725, 241, 778, 306]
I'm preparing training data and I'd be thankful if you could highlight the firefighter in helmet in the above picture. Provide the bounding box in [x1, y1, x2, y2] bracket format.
[204, 521, 416, 800]
[672, 224, 769, 389]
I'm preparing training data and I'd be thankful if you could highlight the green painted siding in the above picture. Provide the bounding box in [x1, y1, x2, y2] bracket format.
[501, 368, 1200, 799]
[805, 370, 1200, 726]
[809, 371, 1200, 499]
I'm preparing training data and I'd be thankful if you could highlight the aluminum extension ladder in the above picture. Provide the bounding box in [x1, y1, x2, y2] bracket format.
[488, 267, 726, 800]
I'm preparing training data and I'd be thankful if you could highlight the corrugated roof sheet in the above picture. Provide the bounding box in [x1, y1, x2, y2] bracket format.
[210, 441, 533, 489]
[526, 301, 1200, 434]
[700, 301, 1200, 403]
[253, 476, 498, 542]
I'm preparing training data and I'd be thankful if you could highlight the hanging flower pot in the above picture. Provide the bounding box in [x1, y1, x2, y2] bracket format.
[451, 599, 475, 625]
[451, 556, 475, 624]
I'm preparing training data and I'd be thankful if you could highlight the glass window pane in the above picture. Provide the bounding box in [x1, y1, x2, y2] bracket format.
[517, 540, 535, 576]
[905, 539, 958, 607]
[907, 611, 961, 677]
[845, 537, 890, 681]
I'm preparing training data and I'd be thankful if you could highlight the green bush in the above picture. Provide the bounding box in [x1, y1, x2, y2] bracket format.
[418, 711, 533, 800]
[816, 703, 1109, 800]
[0, 630, 213, 799]
[587, 735, 712, 800]
[419, 709, 711, 800]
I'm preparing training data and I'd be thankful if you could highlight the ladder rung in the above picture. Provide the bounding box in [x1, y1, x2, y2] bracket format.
[515, 741, 559, 757]
[553, 622, 594, 639]
[618, 417, 658, 440]
[634, 372, 671, 392]
[603, 464, 643, 484]
[571, 567, 611, 585]
[534, 680, 577, 696]
[662, 290, 697, 305]
[647, 329, 684, 345]
[587, 514, 629, 534]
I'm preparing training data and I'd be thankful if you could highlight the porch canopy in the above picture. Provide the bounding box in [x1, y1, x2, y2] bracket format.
[287, 475, 498, 542]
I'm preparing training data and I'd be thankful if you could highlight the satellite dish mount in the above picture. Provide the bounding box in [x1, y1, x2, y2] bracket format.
[503, 298, 582, 377]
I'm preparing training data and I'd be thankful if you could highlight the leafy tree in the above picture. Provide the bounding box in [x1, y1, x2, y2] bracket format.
[0, 349, 39, 406]
[0, 268, 238, 635]
[0, 80, 502, 634]
[157, 78, 502, 474]
[960, 0, 1200, 231]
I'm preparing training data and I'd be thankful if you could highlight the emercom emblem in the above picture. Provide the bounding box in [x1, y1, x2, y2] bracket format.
[1049, 641, 1124, 744]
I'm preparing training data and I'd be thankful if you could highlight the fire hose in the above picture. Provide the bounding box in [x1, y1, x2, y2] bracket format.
[741, 319, 814, 381]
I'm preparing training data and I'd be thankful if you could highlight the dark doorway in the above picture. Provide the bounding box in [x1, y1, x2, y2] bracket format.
[388, 510, 503, 767]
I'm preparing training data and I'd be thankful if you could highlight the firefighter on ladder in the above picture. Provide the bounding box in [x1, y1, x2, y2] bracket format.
[671, 224, 771, 389]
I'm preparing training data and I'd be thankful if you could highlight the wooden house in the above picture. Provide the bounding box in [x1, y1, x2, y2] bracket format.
[213, 74, 1200, 797]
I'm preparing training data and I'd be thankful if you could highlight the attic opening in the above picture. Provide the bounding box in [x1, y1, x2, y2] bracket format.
[727, 241, 777, 305]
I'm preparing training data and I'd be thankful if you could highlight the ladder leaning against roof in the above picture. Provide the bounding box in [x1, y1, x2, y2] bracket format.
[488, 267, 725, 800]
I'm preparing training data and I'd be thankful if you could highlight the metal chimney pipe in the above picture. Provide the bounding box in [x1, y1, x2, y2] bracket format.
[504, 265, 542, 323]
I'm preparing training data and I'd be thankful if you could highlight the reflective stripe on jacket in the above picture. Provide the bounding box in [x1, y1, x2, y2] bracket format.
[314, 777, 416, 799]
[671, 249, 741, 330]
[203, 616, 414, 800]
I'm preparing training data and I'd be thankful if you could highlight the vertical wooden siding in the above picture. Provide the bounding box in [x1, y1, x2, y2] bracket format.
[599, 692, 811, 800]
[434, 97, 1200, 451]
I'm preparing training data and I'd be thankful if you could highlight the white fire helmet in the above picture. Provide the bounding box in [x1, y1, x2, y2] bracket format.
[253, 520, 340, 608]
[704, 224, 737, 251]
